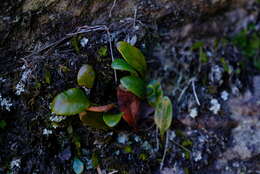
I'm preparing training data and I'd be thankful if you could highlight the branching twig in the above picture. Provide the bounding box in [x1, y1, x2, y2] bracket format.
[22, 24, 118, 83]
[22, 36, 71, 59]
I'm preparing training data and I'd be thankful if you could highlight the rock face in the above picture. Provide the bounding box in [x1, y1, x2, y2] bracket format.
[0, 0, 259, 173]
[226, 76, 260, 159]
[213, 76, 260, 173]
[0, 0, 254, 52]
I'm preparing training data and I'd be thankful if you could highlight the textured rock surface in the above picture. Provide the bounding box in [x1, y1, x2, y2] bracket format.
[0, 0, 259, 173]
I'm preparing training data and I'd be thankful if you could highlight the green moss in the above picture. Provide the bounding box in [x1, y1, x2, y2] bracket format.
[232, 25, 260, 70]
[123, 145, 132, 153]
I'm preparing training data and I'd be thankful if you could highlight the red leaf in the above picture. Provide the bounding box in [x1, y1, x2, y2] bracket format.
[86, 104, 115, 112]
[117, 86, 141, 127]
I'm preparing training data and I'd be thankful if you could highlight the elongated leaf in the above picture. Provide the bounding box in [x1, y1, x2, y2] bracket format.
[154, 96, 173, 137]
[146, 80, 163, 107]
[120, 76, 146, 98]
[103, 112, 123, 127]
[73, 158, 84, 174]
[116, 41, 147, 77]
[112, 59, 139, 77]
[51, 88, 90, 115]
[77, 64, 95, 88]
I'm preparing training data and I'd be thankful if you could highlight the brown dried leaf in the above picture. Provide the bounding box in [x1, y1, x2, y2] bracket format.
[117, 86, 141, 127]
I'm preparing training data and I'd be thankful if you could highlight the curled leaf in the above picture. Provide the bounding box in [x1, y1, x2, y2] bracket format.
[111, 59, 139, 77]
[116, 41, 147, 77]
[77, 64, 95, 88]
[51, 88, 90, 116]
[103, 112, 123, 127]
[117, 86, 141, 127]
[154, 96, 173, 137]
[146, 80, 163, 107]
[120, 76, 146, 99]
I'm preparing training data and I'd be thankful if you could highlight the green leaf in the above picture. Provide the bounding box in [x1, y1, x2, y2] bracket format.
[73, 158, 84, 174]
[71, 37, 80, 53]
[199, 47, 208, 63]
[44, 68, 51, 84]
[111, 59, 139, 76]
[146, 80, 163, 107]
[77, 64, 96, 88]
[80, 112, 109, 130]
[154, 96, 173, 138]
[191, 41, 204, 50]
[120, 76, 146, 98]
[98, 46, 108, 57]
[0, 120, 6, 129]
[103, 112, 123, 127]
[116, 41, 147, 77]
[51, 88, 90, 115]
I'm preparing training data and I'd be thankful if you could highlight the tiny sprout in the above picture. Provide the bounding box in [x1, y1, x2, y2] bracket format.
[77, 64, 95, 88]
[154, 96, 173, 138]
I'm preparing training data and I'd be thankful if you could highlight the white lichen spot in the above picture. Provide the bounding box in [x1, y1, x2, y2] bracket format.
[49, 115, 66, 122]
[51, 124, 59, 129]
[189, 108, 198, 118]
[129, 35, 137, 46]
[10, 158, 21, 169]
[209, 99, 221, 114]
[82, 87, 91, 96]
[141, 141, 153, 151]
[133, 135, 141, 143]
[0, 77, 6, 83]
[80, 37, 89, 47]
[117, 133, 128, 144]
[0, 93, 13, 111]
[193, 151, 202, 162]
[168, 131, 176, 141]
[15, 68, 32, 95]
[43, 128, 53, 135]
[231, 86, 240, 96]
[15, 82, 25, 95]
[221, 91, 229, 101]
[209, 65, 223, 85]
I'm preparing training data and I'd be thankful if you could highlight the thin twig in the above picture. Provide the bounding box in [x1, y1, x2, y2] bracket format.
[97, 165, 102, 174]
[108, 171, 119, 174]
[155, 127, 159, 152]
[106, 29, 118, 83]
[22, 36, 71, 59]
[178, 85, 189, 102]
[109, 0, 117, 18]
[160, 131, 169, 170]
[22, 24, 118, 83]
[191, 78, 200, 106]
[172, 140, 191, 153]
[133, 7, 137, 28]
